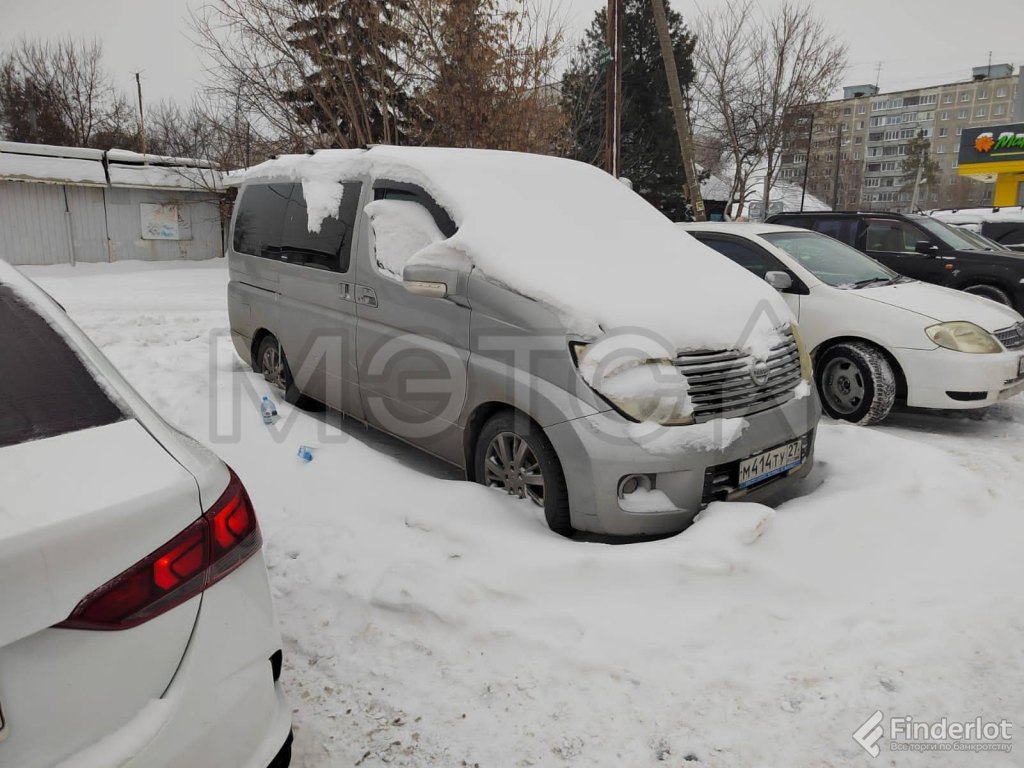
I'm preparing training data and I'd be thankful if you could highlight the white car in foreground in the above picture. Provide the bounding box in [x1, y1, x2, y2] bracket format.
[0, 260, 292, 767]
[680, 223, 1024, 424]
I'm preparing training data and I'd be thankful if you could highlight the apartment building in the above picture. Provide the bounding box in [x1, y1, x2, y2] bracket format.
[778, 64, 1019, 212]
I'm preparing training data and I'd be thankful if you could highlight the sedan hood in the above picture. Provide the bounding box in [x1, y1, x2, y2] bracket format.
[857, 280, 1022, 331]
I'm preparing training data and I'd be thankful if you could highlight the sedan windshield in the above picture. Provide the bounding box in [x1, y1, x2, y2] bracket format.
[761, 231, 900, 288]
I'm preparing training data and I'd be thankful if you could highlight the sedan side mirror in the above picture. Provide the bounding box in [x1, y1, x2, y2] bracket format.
[914, 241, 940, 255]
[764, 271, 793, 291]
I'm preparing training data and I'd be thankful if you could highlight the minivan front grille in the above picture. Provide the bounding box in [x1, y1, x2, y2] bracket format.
[675, 329, 803, 421]
[994, 323, 1024, 351]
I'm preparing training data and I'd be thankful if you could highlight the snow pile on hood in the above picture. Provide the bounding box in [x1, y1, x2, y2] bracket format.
[244, 147, 793, 358]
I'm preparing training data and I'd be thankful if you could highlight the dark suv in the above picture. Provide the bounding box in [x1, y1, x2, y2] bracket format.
[766, 211, 1024, 311]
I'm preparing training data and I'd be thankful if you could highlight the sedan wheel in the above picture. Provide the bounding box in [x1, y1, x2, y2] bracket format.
[814, 341, 896, 425]
[821, 356, 864, 416]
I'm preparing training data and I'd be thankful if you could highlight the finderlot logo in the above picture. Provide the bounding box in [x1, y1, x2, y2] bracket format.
[854, 711, 1014, 757]
[854, 710, 885, 757]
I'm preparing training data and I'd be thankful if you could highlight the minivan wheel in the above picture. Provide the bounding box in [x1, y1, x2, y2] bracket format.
[474, 412, 572, 536]
[815, 342, 896, 426]
[255, 334, 314, 409]
[962, 284, 1012, 307]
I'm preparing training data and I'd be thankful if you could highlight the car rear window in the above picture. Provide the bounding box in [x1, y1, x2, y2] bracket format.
[0, 285, 124, 449]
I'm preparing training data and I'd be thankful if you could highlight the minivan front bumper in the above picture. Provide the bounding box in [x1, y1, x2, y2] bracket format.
[544, 392, 821, 536]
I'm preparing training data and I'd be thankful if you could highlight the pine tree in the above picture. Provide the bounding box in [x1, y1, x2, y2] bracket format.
[560, 0, 696, 220]
[281, 0, 413, 147]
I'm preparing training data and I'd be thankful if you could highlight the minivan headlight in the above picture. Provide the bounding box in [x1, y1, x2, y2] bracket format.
[571, 341, 695, 426]
[790, 323, 813, 381]
[925, 322, 1002, 354]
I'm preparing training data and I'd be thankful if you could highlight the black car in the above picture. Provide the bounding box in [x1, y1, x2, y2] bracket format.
[766, 211, 1024, 311]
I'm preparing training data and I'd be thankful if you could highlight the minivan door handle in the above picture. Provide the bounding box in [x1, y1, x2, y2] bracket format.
[339, 282, 353, 301]
[355, 285, 378, 308]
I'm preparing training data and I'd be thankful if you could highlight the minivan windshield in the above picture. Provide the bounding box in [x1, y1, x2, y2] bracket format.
[912, 216, 983, 251]
[762, 231, 901, 288]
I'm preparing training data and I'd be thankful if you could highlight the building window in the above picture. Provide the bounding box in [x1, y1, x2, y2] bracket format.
[957, 108, 968, 119]
[976, 106, 988, 118]
[853, 151, 861, 160]
[943, 94, 954, 104]
[843, 107, 852, 116]
[857, 105, 866, 114]
[996, 86, 1009, 98]
[959, 92, 971, 102]
[936, 144, 945, 154]
[994, 104, 1006, 116]
[956, 126, 963, 136]
[938, 127, 948, 137]
[939, 111, 948, 120]
[855, 121, 864, 130]
[977, 89, 989, 100]
[951, 158, 959, 169]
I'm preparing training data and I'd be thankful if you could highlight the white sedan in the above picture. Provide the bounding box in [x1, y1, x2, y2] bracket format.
[680, 223, 1024, 424]
[0, 260, 292, 767]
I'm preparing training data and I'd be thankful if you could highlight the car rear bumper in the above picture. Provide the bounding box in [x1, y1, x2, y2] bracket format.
[895, 346, 1024, 409]
[56, 554, 291, 768]
[544, 390, 821, 536]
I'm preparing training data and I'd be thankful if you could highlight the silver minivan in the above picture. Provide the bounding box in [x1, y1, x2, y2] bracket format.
[227, 146, 820, 537]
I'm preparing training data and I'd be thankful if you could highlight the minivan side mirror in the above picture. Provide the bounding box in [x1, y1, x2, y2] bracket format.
[403, 262, 465, 301]
[764, 271, 793, 291]
[914, 240, 939, 255]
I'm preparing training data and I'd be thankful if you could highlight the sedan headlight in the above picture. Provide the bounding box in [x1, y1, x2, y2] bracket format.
[925, 322, 1002, 354]
[571, 341, 695, 426]
[790, 323, 813, 381]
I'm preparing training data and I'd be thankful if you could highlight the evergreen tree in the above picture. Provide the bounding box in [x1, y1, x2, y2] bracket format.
[560, 0, 696, 220]
[282, 0, 413, 147]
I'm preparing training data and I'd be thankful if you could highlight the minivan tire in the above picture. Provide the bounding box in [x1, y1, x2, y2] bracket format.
[815, 342, 895, 426]
[256, 334, 316, 410]
[474, 411, 572, 536]
[962, 284, 1012, 307]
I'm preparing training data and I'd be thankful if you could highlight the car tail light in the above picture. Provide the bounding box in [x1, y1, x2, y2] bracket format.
[55, 468, 262, 631]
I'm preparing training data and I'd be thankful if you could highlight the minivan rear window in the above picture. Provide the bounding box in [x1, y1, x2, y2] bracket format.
[0, 286, 124, 449]
[233, 182, 361, 272]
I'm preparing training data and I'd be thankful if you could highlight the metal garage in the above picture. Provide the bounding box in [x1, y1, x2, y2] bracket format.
[0, 142, 225, 266]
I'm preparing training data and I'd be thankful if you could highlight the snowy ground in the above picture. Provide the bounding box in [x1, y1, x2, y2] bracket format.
[23, 261, 1024, 767]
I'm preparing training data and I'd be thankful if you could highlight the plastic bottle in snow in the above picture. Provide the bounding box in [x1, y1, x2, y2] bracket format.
[260, 396, 278, 425]
[297, 445, 314, 462]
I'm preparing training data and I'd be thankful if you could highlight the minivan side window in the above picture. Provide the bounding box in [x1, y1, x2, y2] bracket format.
[810, 217, 857, 246]
[232, 183, 290, 258]
[280, 182, 362, 272]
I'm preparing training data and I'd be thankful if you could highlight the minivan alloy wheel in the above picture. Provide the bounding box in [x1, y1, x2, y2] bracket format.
[484, 431, 545, 506]
[260, 342, 286, 391]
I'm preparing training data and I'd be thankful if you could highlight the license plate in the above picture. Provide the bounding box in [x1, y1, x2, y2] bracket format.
[738, 439, 803, 488]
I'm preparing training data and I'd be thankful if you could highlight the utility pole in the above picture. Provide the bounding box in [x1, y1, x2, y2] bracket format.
[800, 111, 814, 212]
[604, 0, 623, 177]
[909, 163, 924, 212]
[650, 0, 706, 221]
[831, 121, 843, 209]
[134, 72, 148, 164]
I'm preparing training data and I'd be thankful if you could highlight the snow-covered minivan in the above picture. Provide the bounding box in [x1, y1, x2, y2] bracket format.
[226, 147, 820, 537]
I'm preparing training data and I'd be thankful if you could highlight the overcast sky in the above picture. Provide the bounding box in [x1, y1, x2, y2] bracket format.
[1, 0, 1022, 108]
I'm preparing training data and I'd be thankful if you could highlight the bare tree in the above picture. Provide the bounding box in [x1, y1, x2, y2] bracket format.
[693, 1, 845, 218]
[401, 0, 567, 151]
[0, 37, 134, 147]
[692, 0, 761, 217]
[750, 3, 846, 216]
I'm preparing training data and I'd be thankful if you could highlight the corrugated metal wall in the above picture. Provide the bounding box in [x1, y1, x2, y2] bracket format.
[105, 188, 223, 262]
[0, 180, 224, 266]
[0, 182, 73, 266]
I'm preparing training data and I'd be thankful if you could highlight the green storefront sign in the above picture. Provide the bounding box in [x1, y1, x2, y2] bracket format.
[959, 123, 1024, 166]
